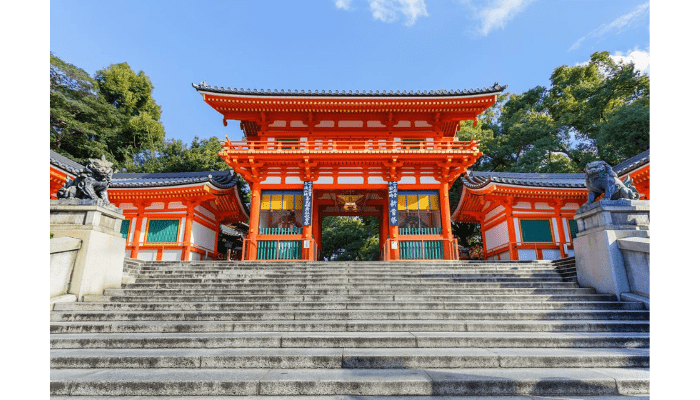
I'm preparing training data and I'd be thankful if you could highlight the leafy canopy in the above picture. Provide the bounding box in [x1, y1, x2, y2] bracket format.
[457, 51, 650, 173]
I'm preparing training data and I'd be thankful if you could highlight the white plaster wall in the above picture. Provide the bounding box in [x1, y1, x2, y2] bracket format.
[499, 251, 510, 261]
[316, 177, 334, 184]
[140, 219, 148, 243]
[179, 218, 186, 243]
[195, 205, 216, 222]
[189, 251, 200, 261]
[169, 201, 186, 209]
[161, 249, 181, 261]
[119, 203, 137, 210]
[484, 221, 509, 251]
[485, 206, 505, 222]
[552, 218, 560, 243]
[518, 249, 537, 261]
[542, 249, 561, 260]
[567, 248, 575, 257]
[398, 176, 416, 184]
[514, 218, 521, 242]
[534, 202, 553, 210]
[192, 222, 216, 252]
[562, 217, 571, 242]
[563, 202, 580, 209]
[137, 250, 157, 261]
[338, 176, 364, 184]
[368, 177, 385, 184]
[128, 218, 136, 243]
[285, 177, 303, 184]
[261, 177, 282, 184]
[514, 202, 531, 209]
[146, 202, 165, 210]
[125, 250, 131, 259]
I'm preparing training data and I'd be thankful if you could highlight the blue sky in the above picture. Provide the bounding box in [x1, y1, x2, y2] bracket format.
[49, 0, 650, 144]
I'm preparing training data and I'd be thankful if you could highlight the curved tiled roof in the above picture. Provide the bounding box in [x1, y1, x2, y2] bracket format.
[50, 150, 85, 175]
[192, 81, 507, 97]
[111, 170, 239, 189]
[613, 149, 650, 176]
[461, 150, 650, 190]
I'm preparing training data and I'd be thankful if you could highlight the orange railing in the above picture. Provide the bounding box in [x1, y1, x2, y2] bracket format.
[221, 138, 480, 154]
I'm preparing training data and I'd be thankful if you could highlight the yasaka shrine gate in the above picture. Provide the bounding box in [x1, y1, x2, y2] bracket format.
[194, 83, 506, 261]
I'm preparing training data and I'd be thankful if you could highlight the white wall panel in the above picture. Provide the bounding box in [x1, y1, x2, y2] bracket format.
[542, 249, 561, 260]
[484, 221, 509, 251]
[485, 206, 505, 222]
[192, 222, 216, 252]
[518, 249, 537, 261]
[162, 250, 181, 261]
[137, 250, 157, 261]
[195, 205, 215, 221]
[338, 176, 364, 184]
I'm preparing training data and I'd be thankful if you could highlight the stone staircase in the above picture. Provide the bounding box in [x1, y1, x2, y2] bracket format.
[51, 259, 650, 398]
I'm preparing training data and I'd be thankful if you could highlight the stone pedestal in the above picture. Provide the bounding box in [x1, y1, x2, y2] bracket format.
[50, 199, 126, 301]
[573, 199, 649, 301]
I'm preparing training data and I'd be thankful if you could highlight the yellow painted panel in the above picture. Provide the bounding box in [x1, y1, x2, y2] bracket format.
[294, 195, 303, 210]
[283, 194, 295, 210]
[270, 194, 283, 210]
[260, 195, 271, 210]
[407, 195, 419, 210]
[429, 195, 440, 210]
[398, 195, 407, 210]
[418, 194, 430, 210]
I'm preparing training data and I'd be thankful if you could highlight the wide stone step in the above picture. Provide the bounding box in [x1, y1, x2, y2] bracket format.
[50, 347, 649, 369]
[135, 275, 562, 285]
[122, 282, 577, 289]
[92, 293, 619, 303]
[48, 396, 650, 400]
[50, 309, 650, 322]
[104, 288, 600, 296]
[50, 331, 650, 349]
[50, 319, 650, 334]
[136, 271, 565, 277]
[53, 301, 645, 312]
[50, 367, 649, 396]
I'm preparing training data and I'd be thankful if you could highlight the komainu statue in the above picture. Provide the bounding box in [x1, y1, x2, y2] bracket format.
[57, 155, 114, 204]
[583, 160, 639, 205]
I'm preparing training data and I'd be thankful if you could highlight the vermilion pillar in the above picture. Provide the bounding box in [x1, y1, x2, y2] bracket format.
[505, 204, 519, 260]
[181, 201, 195, 261]
[130, 205, 144, 259]
[439, 181, 454, 260]
[247, 182, 262, 260]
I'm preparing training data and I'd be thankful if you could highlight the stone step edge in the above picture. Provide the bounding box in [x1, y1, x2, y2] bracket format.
[50, 367, 649, 396]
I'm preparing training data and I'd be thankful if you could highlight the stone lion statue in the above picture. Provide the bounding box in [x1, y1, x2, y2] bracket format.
[584, 160, 639, 205]
[57, 155, 114, 204]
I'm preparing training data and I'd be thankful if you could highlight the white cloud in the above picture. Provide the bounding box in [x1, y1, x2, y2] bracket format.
[461, 0, 536, 37]
[335, 0, 428, 26]
[611, 48, 650, 75]
[569, 2, 650, 51]
[335, 0, 352, 10]
[575, 48, 650, 75]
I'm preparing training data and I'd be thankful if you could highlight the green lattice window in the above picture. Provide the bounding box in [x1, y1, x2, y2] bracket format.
[120, 220, 131, 240]
[520, 219, 553, 243]
[568, 219, 579, 239]
[146, 219, 180, 243]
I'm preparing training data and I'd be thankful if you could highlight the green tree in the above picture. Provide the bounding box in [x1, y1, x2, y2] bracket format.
[458, 51, 649, 173]
[50, 53, 126, 165]
[95, 62, 166, 162]
[321, 217, 379, 261]
[127, 136, 230, 173]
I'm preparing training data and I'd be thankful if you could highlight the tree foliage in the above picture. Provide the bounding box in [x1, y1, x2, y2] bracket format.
[50, 54, 126, 165]
[125, 136, 230, 173]
[50, 54, 166, 165]
[321, 217, 379, 261]
[457, 51, 650, 173]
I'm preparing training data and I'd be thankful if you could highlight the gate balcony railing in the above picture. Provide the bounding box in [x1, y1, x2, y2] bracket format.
[399, 227, 442, 235]
[259, 227, 303, 235]
[221, 138, 480, 155]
